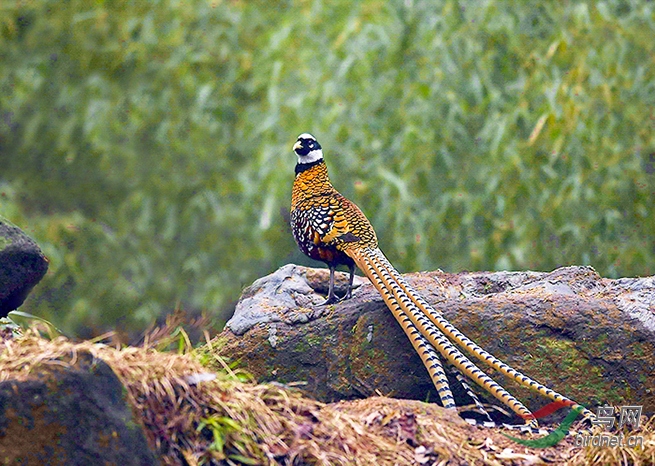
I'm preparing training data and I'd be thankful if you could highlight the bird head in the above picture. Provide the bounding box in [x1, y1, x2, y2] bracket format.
[293, 133, 323, 164]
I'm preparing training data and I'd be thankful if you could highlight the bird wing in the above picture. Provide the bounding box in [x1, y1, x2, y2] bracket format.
[322, 194, 377, 249]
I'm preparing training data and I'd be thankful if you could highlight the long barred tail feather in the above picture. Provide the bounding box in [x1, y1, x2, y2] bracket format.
[412, 333, 457, 409]
[448, 364, 495, 424]
[447, 365, 550, 434]
[366, 248, 596, 422]
[347, 247, 539, 426]
[390, 306, 457, 409]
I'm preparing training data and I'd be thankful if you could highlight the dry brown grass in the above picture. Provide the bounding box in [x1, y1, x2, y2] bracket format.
[1, 328, 653, 465]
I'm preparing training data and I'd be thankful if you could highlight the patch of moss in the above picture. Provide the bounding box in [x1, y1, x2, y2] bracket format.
[519, 334, 627, 406]
[576, 333, 609, 355]
[305, 333, 323, 348]
[630, 341, 647, 358]
[292, 340, 308, 353]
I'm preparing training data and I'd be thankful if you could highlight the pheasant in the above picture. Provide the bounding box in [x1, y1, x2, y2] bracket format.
[290, 132, 595, 428]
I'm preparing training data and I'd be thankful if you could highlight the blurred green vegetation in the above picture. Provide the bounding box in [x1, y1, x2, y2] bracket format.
[1, 0, 654, 337]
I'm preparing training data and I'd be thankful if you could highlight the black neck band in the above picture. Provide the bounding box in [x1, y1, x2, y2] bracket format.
[295, 158, 324, 175]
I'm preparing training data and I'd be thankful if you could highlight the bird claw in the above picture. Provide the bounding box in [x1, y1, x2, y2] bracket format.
[320, 296, 340, 306]
[340, 288, 352, 301]
[320, 287, 352, 305]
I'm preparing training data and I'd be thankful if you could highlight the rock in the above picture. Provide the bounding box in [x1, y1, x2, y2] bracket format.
[0, 350, 158, 465]
[0, 216, 49, 317]
[225, 264, 368, 335]
[218, 265, 655, 417]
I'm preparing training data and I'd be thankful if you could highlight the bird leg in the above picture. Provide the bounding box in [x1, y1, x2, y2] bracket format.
[322, 264, 356, 304]
[338, 263, 356, 301]
[321, 266, 340, 305]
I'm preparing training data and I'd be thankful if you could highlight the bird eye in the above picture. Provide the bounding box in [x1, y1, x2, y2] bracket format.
[308, 142, 314, 149]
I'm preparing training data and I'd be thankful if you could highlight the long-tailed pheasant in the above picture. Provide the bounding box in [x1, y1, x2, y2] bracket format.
[290, 132, 594, 428]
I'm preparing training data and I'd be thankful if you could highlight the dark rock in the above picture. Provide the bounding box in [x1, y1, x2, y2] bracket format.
[0, 216, 49, 317]
[218, 265, 655, 417]
[0, 351, 158, 465]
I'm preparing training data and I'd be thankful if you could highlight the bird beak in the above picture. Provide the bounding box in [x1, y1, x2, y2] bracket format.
[293, 140, 303, 152]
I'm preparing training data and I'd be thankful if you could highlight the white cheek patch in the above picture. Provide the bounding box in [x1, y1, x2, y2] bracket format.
[297, 149, 323, 164]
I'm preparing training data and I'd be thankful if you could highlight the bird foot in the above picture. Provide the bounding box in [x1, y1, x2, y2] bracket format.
[340, 287, 352, 301]
[320, 295, 341, 306]
[320, 287, 352, 305]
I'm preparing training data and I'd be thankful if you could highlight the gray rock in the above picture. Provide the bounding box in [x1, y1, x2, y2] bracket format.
[226, 264, 368, 335]
[217, 264, 655, 418]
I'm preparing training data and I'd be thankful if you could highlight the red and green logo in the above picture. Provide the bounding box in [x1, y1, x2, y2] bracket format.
[503, 401, 584, 448]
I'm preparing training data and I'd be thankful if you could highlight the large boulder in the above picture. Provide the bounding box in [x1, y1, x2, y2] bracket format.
[0, 349, 158, 465]
[0, 216, 49, 317]
[217, 264, 655, 417]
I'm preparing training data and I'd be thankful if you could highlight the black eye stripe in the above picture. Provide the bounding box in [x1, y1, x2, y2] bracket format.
[294, 137, 321, 155]
[302, 139, 319, 148]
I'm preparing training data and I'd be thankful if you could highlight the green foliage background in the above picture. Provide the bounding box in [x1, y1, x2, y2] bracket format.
[1, 0, 654, 337]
